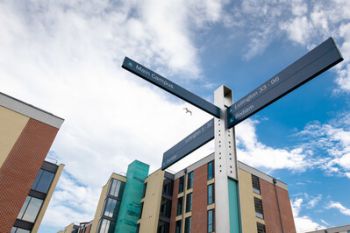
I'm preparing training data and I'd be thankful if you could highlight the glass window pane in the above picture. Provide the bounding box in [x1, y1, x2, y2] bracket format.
[184, 217, 191, 233]
[104, 198, 117, 217]
[252, 175, 261, 194]
[175, 220, 182, 233]
[187, 172, 194, 189]
[177, 197, 183, 216]
[208, 210, 215, 233]
[178, 176, 184, 193]
[22, 197, 43, 222]
[254, 198, 264, 219]
[207, 161, 214, 180]
[17, 196, 30, 219]
[99, 219, 110, 233]
[31, 170, 43, 191]
[186, 193, 192, 212]
[110, 179, 121, 197]
[207, 184, 214, 205]
[32, 169, 55, 193]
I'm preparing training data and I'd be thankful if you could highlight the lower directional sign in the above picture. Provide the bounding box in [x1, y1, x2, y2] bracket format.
[162, 119, 214, 170]
[227, 37, 343, 128]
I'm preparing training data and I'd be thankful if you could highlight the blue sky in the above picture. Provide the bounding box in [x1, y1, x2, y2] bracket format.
[0, 0, 350, 232]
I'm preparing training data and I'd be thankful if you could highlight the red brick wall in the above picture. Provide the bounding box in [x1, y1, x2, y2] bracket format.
[0, 119, 59, 233]
[192, 165, 207, 233]
[276, 187, 296, 233]
[169, 178, 179, 233]
[260, 179, 296, 233]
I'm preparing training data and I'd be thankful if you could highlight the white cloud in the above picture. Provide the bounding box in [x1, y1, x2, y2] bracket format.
[236, 119, 311, 171]
[328, 201, 350, 217]
[291, 198, 325, 233]
[223, 0, 350, 92]
[0, 0, 224, 231]
[1, 0, 349, 232]
[296, 114, 350, 178]
[307, 194, 322, 209]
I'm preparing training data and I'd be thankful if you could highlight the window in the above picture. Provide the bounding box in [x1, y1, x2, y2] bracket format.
[257, 223, 266, 233]
[17, 196, 43, 222]
[163, 180, 173, 196]
[184, 217, 191, 233]
[31, 169, 55, 193]
[175, 220, 182, 233]
[178, 176, 184, 193]
[186, 193, 192, 212]
[187, 172, 194, 189]
[98, 219, 111, 233]
[177, 197, 183, 216]
[207, 161, 214, 180]
[252, 175, 261, 194]
[207, 184, 214, 205]
[11, 228, 30, 233]
[103, 198, 117, 217]
[207, 210, 215, 233]
[254, 197, 264, 219]
[109, 179, 122, 197]
[160, 199, 172, 218]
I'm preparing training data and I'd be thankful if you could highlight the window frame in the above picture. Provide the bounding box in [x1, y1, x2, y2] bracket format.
[207, 209, 215, 233]
[184, 216, 191, 233]
[207, 184, 215, 205]
[187, 172, 194, 190]
[178, 176, 184, 193]
[252, 175, 261, 195]
[31, 169, 55, 193]
[207, 161, 214, 180]
[177, 197, 183, 216]
[186, 193, 192, 212]
[254, 197, 264, 219]
[17, 196, 43, 223]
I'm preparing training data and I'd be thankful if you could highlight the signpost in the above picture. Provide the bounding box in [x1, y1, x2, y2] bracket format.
[122, 37, 343, 233]
[122, 57, 221, 118]
[227, 37, 343, 128]
[162, 119, 214, 170]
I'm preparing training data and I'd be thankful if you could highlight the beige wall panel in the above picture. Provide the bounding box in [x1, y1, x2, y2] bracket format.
[0, 106, 29, 168]
[139, 170, 164, 233]
[238, 169, 258, 233]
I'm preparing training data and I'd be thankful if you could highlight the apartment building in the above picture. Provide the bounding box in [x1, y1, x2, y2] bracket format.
[60, 153, 296, 233]
[0, 92, 64, 233]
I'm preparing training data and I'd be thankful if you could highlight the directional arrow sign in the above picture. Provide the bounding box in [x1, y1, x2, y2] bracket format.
[227, 37, 343, 129]
[161, 119, 214, 170]
[122, 57, 221, 118]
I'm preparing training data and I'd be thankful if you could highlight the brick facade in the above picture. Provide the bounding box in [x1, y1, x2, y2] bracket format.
[0, 119, 59, 233]
[191, 165, 207, 233]
[260, 179, 296, 233]
[169, 178, 179, 233]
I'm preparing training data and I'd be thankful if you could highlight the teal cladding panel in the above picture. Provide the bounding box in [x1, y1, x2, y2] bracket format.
[114, 161, 149, 233]
[228, 178, 241, 233]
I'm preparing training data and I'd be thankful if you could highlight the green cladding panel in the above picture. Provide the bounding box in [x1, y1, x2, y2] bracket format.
[228, 178, 241, 233]
[114, 160, 149, 233]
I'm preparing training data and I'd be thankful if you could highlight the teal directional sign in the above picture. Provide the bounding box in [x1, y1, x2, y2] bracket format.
[226, 37, 343, 129]
[122, 57, 221, 118]
[161, 119, 214, 170]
